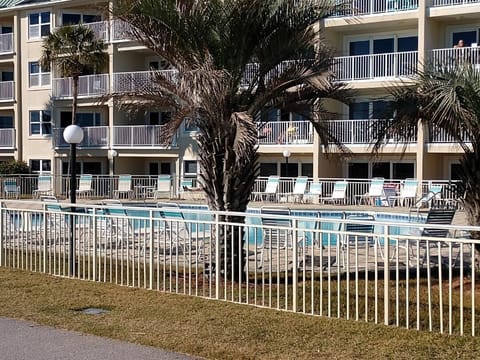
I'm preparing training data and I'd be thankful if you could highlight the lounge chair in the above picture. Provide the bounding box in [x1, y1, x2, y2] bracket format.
[393, 208, 456, 266]
[282, 176, 308, 203]
[258, 206, 299, 269]
[411, 183, 443, 211]
[319, 180, 348, 205]
[3, 178, 20, 199]
[356, 178, 384, 205]
[390, 178, 418, 207]
[113, 174, 134, 200]
[179, 179, 203, 200]
[303, 182, 322, 203]
[76, 174, 93, 199]
[252, 175, 280, 202]
[33, 175, 53, 199]
[153, 175, 172, 199]
[340, 214, 379, 269]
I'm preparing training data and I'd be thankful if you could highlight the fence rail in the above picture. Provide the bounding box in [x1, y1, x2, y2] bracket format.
[0, 201, 477, 336]
[332, 0, 418, 16]
[52, 127, 109, 148]
[52, 74, 110, 99]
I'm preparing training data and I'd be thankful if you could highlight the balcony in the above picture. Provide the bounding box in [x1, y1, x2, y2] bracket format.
[0, 81, 14, 101]
[333, 51, 418, 81]
[329, 119, 417, 144]
[52, 74, 110, 99]
[113, 71, 178, 93]
[429, 127, 470, 143]
[54, 21, 108, 42]
[112, 125, 172, 147]
[111, 20, 135, 42]
[332, 0, 418, 17]
[53, 126, 109, 148]
[0, 33, 13, 54]
[257, 121, 313, 145]
[427, 47, 480, 69]
[431, 0, 480, 6]
[0, 128, 15, 148]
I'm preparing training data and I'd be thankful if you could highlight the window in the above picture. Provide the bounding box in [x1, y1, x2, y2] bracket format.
[184, 160, 198, 175]
[392, 162, 414, 179]
[29, 61, 50, 87]
[149, 111, 171, 125]
[1, 71, 13, 82]
[301, 163, 313, 177]
[0, 115, 13, 128]
[30, 159, 51, 174]
[260, 163, 277, 177]
[62, 161, 102, 175]
[60, 112, 101, 128]
[62, 13, 101, 25]
[183, 117, 198, 132]
[348, 162, 369, 179]
[30, 110, 51, 136]
[28, 12, 50, 39]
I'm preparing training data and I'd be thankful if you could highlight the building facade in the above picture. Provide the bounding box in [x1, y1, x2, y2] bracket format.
[0, 0, 474, 187]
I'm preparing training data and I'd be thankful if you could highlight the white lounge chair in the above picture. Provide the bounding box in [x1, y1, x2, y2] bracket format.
[356, 178, 384, 205]
[253, 176, 280, 202]
[33, 175, 53, 199]
[303, 182, 322, 203]
[76, 174, 93, 199]
[113, 175, 134, 200]
[319, 180, 348, 205]
[284, 176, 308, 203]
[3, 178, 20, 199]
[153, 175, 172, 199]
[390, 178, 418, 207]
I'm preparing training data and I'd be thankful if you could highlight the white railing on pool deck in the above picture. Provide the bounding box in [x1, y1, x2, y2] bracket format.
[333, 51, 418, 81]
[0, 200, 478, 336]
[0, 175, 462, 205]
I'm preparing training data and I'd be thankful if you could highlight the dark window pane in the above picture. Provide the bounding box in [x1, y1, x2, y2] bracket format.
[42, 160, 51, 171]
[83, 14, 101, 23]
[398, 36, 418, 52]
[373, 38, 394, 54]
[348, 162, 368, 178]
[349, 102, 369, 120]
[150, 112, 159, 125]
[281, 163, 298, 177]
[372, 162, 390, 178]
[160, 162, 171, 174]
[83, 162, 102, 174]
[0, 116, 13, 128]
[31, 160, 40, 172]
[62, 14, 81, 25]
[349, 40, 369, 56]
[29, 62, 39, 74]
[29, 14, 39, 25]
[31, 124, 40, 134]
[60, 112, 71, 128]
[41, 123, 51, 134]
[259, 163, 277, 176]
[41, 12, 50, 23]
[452, 31, 477, 47]
[392, 163, 414, 179]
[301, 163, 313, 177]
[450, 164, 462, 181]
[149, 163, 158, 175]
[184, 161, 197, 174]
[41, 25, 50, 37]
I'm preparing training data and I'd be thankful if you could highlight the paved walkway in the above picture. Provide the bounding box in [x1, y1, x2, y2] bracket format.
[0, 317, 198, 360]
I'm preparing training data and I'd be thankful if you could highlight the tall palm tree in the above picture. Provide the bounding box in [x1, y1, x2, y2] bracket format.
[114, 0, 352, 280]
[374, 62, 480, 243]
[41, 25, 108, 125]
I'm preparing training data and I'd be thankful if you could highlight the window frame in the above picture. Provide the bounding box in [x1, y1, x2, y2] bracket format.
[29, 61, 51, 88]
[29, 110, 52, 136]
[28, 11, 51, 40]
[30, 159, 51, 174]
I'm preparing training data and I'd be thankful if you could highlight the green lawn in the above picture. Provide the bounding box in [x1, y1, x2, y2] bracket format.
[1, 268, 480, 359]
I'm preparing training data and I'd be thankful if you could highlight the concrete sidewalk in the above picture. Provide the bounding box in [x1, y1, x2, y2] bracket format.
[0, 317, 198, 360]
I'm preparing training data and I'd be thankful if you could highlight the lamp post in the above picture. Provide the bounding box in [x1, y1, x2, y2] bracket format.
[63, 124, 84, 277]
[283, 149, 291, 178]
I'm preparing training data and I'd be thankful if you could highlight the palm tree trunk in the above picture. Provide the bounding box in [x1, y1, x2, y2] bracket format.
[197, 115, 258, 282]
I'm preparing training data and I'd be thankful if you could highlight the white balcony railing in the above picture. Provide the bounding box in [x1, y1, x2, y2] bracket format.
[333, 0, 418, 16]
[0, 81, 14, 101]
[333, 51, 418, 81]
[257, 121, 313, 145]
[427, 47, 480, 68]
[53, 126, 109, 148]
[329, 119, 417, 144]
[0, 128, 15, 148]
[113, 71, 178, 93]
[0, 33, 13, 53]
[113, 125, 171, 147]
[111, 20, 135, 41]
[429, 127, 471, 143]
[432, 0, 480, 6]
[54, 21, 108, 42]
[52, 74, 110, 99]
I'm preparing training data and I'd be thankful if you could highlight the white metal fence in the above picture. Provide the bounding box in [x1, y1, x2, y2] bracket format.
[432, 0, 480, 6]
[53, 127, 109, 148]
[333, 0, 418, 16]
[52, 74, 110, 99]
[0, 200, 478, 336]
[257, 121, 313, 145]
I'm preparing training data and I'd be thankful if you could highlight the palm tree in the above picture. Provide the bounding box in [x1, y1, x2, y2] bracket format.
[114, 0, 352, 280]
[373, 62, 480, 244]
[41, 25, 108, 125]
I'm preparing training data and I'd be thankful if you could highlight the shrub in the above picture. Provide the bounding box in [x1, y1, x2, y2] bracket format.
[0, 160, 30, 175]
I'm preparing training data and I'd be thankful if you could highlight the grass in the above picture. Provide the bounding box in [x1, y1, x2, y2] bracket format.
[2, 268, 480, 359]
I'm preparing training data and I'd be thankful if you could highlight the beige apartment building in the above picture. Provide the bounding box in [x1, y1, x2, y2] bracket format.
[0, 0, 474, 187]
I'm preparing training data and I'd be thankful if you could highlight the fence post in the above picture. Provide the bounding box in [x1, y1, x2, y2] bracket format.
[215, 212, 220, 300]
[42, 204, 47, 273]
[149, 209, 154, 290]
[384, 224, 390, 326]
[92, 208, 97, 281]
[292, 218, 298, 313]
[0, 202, 3, 267]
